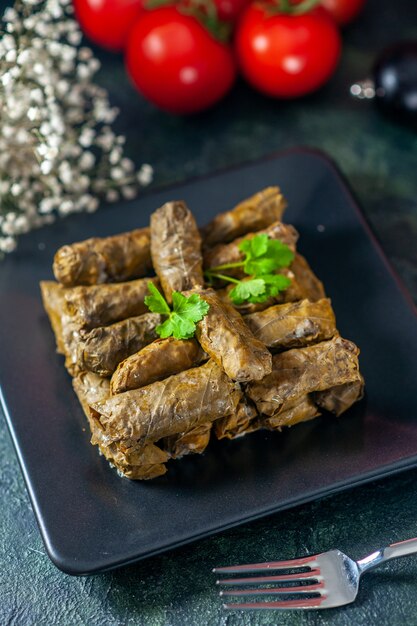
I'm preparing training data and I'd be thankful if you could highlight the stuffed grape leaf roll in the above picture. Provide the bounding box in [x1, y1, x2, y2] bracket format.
[110, 337, 206, 394]
[90, 360, 242, 445]
[204, 221, 298, 280]
[314, 376, 365, 416]
[218, 253, 326, 314]
[150, 201, 204, 302]
[245, 298, 336, 350]
[215, 398, 258, 440]
[63, 277, 159, 329]
[53, 227, 152, 287]
[73, 371, 169, 479]
[201, 187, 287, 247]
[247, 337, 361, 417]
[186, 288, 272, 382]
[77, 313, 162, 377]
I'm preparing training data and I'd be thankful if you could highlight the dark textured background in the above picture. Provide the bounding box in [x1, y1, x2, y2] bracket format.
[2, 0, 417, 624]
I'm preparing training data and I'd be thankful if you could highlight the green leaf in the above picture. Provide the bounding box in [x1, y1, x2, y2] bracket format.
[229, 278, 266, 305]
[242, 235, 295, 276]
[147, 287, 210, 340]
[239, 233, 269, 259]
[144, 282, 171, 315]
[229, 274, 292, 305]
[262, 273, 292, 297]
[171, 291, 209, 323]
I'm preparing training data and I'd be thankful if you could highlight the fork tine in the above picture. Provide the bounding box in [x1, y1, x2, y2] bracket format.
[223, 596, 326, 610]
[217, 570, 320, 586]
[220, 582, 325, 596]
[213, 555, 318, 575]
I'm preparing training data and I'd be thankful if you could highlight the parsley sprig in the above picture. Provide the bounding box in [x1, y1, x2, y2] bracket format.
[205, 233, 294, 305]
[145, 283, 209, 340]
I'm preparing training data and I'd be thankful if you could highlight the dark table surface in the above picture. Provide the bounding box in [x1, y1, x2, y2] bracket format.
[2, 0, 417, 624]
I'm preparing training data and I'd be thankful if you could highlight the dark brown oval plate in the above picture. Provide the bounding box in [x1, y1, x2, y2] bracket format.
[1, 148, 416, 575]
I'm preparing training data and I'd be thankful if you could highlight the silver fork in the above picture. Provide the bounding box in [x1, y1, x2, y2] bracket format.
[214, 537, 417, 610]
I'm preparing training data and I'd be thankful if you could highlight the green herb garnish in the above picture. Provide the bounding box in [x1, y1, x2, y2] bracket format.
[205, 233, 294, 305]
[145, 283, 209, 340]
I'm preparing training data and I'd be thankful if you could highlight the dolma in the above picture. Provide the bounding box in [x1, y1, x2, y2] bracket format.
[163, 422, 213, 458]
[110, 337, 206, 394]
[187, 288, 272, 382]
[40, 280, 85, 375]
[215, 398, 258, 440]
[76, 312, 162, 377]
[245, 298, 336, 350]
[247, 337, 361, 417]
[150, 201, 204, 301]
[90, 360, 242, 445]
[73, 371, 169, 479]
[284, 253, 325, 303]
[218, 253, 326, 314]
[53, 227, 152, 287]
[40, 281, 68, 355]
[64, 277, 159, 330]
[314, 376, 365, 416]
[261, 395, 321, 430]
[204, 221, 299, 279]
[201, 187, 287, 247]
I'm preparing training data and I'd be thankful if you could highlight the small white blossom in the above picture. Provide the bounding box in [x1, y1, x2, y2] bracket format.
[0, 237, 17, 253]
[137, 164, 154, 186]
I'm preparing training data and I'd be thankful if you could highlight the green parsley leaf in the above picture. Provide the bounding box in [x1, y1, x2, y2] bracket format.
[145, 285, 210, 340]
[239, 234, 295, 276]
[144, 282, 171, 315]
[229, 274, 292, 305]
[229, 278, 266, 305]
[261, 273, 292, 297]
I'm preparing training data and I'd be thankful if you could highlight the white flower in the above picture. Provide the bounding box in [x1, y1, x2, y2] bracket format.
[0, 237, 17, 253]
[137, 164, 154, 186]
[40, 160, 53, 175]
[79, 151, 95, 170]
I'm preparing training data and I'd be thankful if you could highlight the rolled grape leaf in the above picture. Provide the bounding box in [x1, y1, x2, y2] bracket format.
[247, 337, 362, 417]
[314, 376, 365, 416]
[187, 288, 272, 382]
[40, 280, 68, 355]
[163, 422, 213, 459]
[245, 298, 336, 350]
[260, 394, 321, 430]
[204, 221, 298, 280]
[76, 313, 162, 377]
[73, 371, 169, 480]
[201, 187, 287, 247]
[150, 201, 204, 302]
[215, 398, 259, 440]
[110, 337, 206, 394]
[53, 227, 152, 287]
[217, 253, 325, 314]
[90, 360, 242, 445]
[63, 277, 159, 330]
[284, 253, 325, 303]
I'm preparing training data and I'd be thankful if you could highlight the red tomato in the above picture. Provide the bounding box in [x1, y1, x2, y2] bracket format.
[73, 0, 145, 52]
[320, 0, 366, 26]
[125, 7, 237, 114]
[235, 5, 341, 99]
[214, 0, 251, 23]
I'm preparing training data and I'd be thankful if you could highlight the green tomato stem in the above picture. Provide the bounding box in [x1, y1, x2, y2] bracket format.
[278, 0, 320, 15]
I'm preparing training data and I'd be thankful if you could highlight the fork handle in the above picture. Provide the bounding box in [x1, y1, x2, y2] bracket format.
[358, 537, 417, 573]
